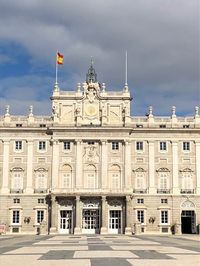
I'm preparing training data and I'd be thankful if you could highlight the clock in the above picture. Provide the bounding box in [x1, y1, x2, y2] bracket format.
[85, 104, 98, 116]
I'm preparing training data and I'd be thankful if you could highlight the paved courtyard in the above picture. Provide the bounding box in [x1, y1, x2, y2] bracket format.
[0, 234, 199, 266]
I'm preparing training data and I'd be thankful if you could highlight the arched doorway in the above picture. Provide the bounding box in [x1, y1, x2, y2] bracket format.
[181, 200, 196, 234]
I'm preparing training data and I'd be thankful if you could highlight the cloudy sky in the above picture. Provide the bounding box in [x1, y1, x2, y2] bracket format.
[0, 0, 199, 116]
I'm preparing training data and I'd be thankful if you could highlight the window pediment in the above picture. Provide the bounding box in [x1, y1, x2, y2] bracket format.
[179, 168, 193, 172]
[133, 167, 146, 172]
[156, 167, 170, 172]
[10, 167, 24, 172]
[34, 167, 48, 172]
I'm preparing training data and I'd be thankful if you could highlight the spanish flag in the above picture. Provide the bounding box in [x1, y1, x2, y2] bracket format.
[57, 52, 64, 65]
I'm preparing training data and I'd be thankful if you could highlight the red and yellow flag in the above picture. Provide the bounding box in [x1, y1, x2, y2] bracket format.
[57, 52, 64, 65]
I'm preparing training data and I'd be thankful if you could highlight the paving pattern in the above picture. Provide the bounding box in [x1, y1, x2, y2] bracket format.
[0, 234, 199, 266]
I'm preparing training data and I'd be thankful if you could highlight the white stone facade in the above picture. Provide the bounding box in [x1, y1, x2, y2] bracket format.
[0, 65, 200, 235]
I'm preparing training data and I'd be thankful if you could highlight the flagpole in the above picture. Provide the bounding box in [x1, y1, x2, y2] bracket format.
[55, 50, 58, 84]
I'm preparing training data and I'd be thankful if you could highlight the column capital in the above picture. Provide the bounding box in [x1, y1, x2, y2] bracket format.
[101, 140, 107, 145]
[123, 140, 131, 145]
[101, 195, 107, 201]
[2, 140, 10, 145]
[75, 139, 82, 145]
[76, 195, 80, 201]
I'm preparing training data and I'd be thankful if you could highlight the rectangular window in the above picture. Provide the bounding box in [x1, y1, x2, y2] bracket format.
[13, 198, 20, 204]
[136, 124, 143, 128]
[137, 198, 144, 204]
[15, 141, 22, 150]
[160, 124, 166, 128]
[137, 210, 144, 223]
[161, 199, 168, 204]
[38, 198, 45, 204]
[37, 210, 44, 224]
[38, 141, 46, 150]
[63, 141, 71, 150]
[161, 210, 168, 224]
[183, 142, 190, 151]
[112, 142, 119, 150]
[12, 210, 20, 224]
[16, 124, 22, 127]
[39, 124, 46, 128]
[136, 141, 143, 151]
[160, 141, 167, 151]
[88, 141, 95, 145]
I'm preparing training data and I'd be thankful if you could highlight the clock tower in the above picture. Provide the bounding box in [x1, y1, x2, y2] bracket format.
[51, 60, 132, 126]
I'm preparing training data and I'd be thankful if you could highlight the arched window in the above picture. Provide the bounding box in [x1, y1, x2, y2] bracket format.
[133, 168, 146, 190]
[156, 168, 170, 190]
[109, 164, 121, 190]
[159, 172, 168, 189]
[60, 164, 72, 189]
[85, 164, 96, 189]
[34, 168, 47, 190]
[10, 167, 24, 191]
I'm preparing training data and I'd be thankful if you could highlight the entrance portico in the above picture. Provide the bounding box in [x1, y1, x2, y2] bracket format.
[50, 194, 127, 235]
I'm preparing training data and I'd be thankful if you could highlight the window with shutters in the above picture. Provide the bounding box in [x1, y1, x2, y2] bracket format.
[182, 173, 193, 190]
[63, 173, 71, 188]
[136, 172, 145, 189]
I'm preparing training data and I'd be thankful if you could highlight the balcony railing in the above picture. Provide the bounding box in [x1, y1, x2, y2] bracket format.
[180, 189, 195, 194]
[133, 189, 147, 194]
[157, 189, 171, 194]
[34, 189, 48, 193]
[10, 189, 23, 194]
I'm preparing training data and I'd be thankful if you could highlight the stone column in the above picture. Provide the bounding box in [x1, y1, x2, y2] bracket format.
[50, 195, 57, 234]
[172, 141, 179, 194]
[101, 141, 107, 189]
[25, 140, 34, 193]
[148, 141, 156, 194]
[125, 196, 132, 235]
[1, 140, 10, 194]
[75, 140, 83, 189]
[124, 141, 132, 189]
[195, 141, 200, 194]
[51, 140, 59, 191]
[100, 196, 108, 234]
[74, 196, 81, 234]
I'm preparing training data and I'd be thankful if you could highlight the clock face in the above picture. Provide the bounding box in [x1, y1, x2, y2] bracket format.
[85, 104, 98, 116]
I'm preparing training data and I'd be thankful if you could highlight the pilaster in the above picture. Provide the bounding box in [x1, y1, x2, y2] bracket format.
[100, 196, 108, 234]
[148, 141, 156, 193]
[172, 141, 179, 194]
[195, 141, 200, 194]
[50, 195, 57, 234]
[74, 196, 81, 234]
[124, 141, 131, 189]
[75, 140, 83, 188]
[101, 140, 107, 189]
[51, 140, 59, 191]
[125, 195, 132, 235]
[1, 140, 10, 194]
[25, 140, 34, 193]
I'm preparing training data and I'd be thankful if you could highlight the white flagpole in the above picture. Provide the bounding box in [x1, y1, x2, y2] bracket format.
[55, 50, 58, 84]
[125, 50, 128, 86]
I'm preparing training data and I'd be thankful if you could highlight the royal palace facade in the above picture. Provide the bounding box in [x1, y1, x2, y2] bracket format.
[0, 64, 200, 235]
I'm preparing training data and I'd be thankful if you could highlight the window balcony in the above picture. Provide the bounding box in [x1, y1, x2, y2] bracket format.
[133, 189, 147, 194]
[34, 189, 48, 193]
[180, 189, 195, 194]
[157, 189, 171, 194]
[10, 189, 23, 194]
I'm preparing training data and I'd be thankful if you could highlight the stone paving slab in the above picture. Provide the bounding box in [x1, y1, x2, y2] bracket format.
[74, 250, 139, 258]
[0, 234, 200, 266]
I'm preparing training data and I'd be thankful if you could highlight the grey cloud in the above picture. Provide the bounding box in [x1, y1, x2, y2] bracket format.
[0, 0, 199, 115]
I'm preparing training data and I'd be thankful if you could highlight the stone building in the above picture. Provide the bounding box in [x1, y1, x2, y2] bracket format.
[0, 63, 200, 235]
